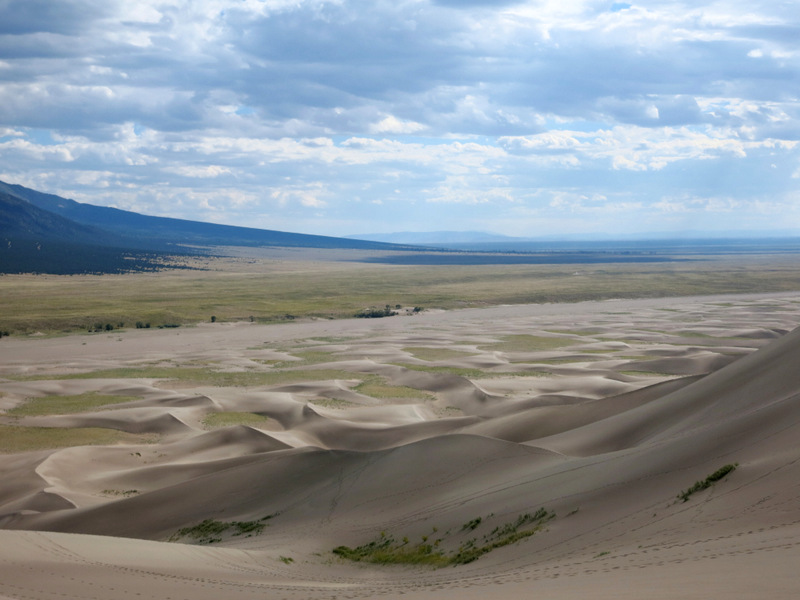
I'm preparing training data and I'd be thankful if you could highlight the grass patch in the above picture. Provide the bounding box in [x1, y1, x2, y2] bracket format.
[678, 463, 738, 502]
[310, 398, 359, 409]
[201, 412, 271, 429]
[392, 363, 552, 379]
[391, 364, 492, 379]
[483, 335, 577, 353]
[674, 330, 718, 338]
[333, 509, 555, 568]
[434, 406, 465, 417]
[618, 370, 675, 377]
[169, 514, 277, 544]
[270, 350, 339, 368]
[403, 347, 479, 362]
[0, 424, 155, 453]
[531, 357, 601, 365]
[354, 375, 435, 401]
[545, 329, 603, 336]
[14, 367, 369, 388]
[6, 392, 139, 416]
[333, 532, 451, 567]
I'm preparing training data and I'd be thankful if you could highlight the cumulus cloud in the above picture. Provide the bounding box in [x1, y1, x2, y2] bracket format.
[0, 0, 798, 236]
[0, 0, 114, 35]
[161, 165, 233, 178]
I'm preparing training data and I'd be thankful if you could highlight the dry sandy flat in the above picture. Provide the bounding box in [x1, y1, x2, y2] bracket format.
[1, 292, 800, 599]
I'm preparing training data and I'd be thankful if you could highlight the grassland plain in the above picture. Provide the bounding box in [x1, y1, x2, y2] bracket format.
[2, 250, 800, 334]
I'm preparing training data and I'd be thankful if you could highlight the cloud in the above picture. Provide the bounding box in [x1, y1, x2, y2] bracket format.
[0, 0, 114, 35]
[432, 0, 523, 7]
[0, 0, 798, 236]
[368, 115, 426, 135]
[162, 165, 233, 178]
[271, 185, 327, 209]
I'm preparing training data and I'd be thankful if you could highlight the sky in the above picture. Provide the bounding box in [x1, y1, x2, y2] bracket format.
[1, 0, 799, 239]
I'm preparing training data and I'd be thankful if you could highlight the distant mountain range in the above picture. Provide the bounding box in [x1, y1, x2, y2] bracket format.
[0, 180, 416, 274]
[350, 229, 800, 249]
[345, 231, 521, 245]
[4, 180, 799, 275]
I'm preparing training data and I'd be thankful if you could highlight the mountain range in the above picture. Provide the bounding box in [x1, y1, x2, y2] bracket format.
[0, 180, 414, 274]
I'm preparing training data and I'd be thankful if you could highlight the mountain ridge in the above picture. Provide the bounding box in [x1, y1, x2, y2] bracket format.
[0, 180, 420, 273]
[0, 180, 413, 251]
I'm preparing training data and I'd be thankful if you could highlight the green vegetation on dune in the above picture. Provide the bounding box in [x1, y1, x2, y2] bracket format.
[531, 357, 601, 365]
[9, 368, 439, 405]
[678, 464, 738, 502]
[403, 347, 479, 362]
[618, 370, 676, 377]
[12, 366, 368, 388]
[354, 375, 435, 401]
[6, 392, 139, 416]
[310, 397, 359, 409]
[201, 412, 271, 429]
[0, 424, 155, 453]
[392, 363, 551, 379]
[391, 364, 493, 378]
[334, 534, 452, 567]
[169, 514, 277, 544]
[333, 509, 555, 568]
[484, 334, 577, 352]
[269, 350, 340, 368]
[451, 509, 555, 565]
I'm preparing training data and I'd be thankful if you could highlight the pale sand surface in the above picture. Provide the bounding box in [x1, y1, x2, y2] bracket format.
[1, 291, 800, 598]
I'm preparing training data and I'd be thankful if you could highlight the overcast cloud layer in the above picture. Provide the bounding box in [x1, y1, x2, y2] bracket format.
[1, 0, 799, 238]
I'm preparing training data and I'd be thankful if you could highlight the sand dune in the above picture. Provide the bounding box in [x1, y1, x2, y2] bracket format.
[1, 292, 800, 599]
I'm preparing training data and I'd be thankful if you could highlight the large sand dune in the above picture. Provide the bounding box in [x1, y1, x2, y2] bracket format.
[1, 292, 800, 599]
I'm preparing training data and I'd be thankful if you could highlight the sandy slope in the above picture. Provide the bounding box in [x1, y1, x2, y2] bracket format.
[1, 292, 800, 599]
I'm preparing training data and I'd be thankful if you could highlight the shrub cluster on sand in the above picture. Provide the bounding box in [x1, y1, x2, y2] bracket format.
[333, 508, 555, 568]
[169, 514, 277, 544]
[678, 464, 738, 502]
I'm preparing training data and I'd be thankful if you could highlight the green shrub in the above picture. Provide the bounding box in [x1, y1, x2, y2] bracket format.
[333, 509, 555, 568]
[355, 305, 396, 318]
[461, 517, 482, 531]
[333, 534, 450, 567]
[678, 463, 738, 502]
[169, 514, 277, 544]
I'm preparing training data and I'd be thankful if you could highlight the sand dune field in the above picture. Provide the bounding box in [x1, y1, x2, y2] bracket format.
[2, 292, 800, 599]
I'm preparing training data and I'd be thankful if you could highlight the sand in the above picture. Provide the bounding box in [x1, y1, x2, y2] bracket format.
[1, 291, 800, 599]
